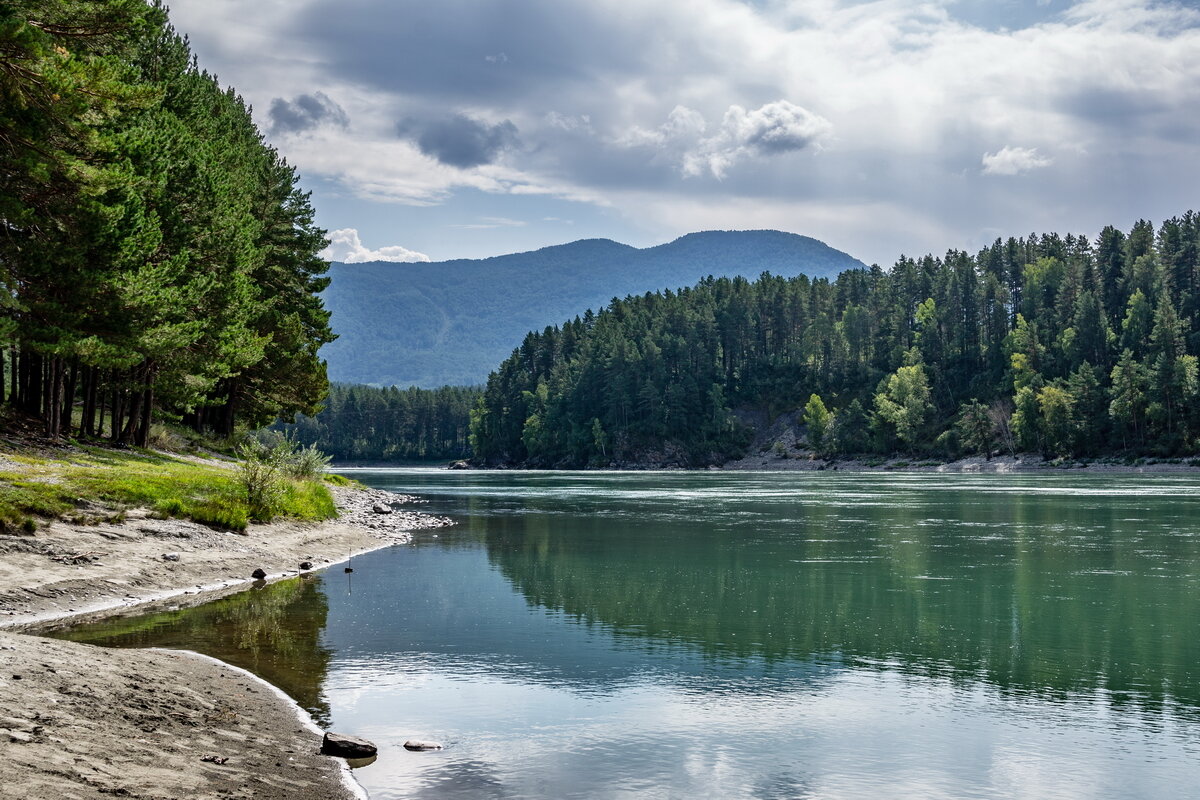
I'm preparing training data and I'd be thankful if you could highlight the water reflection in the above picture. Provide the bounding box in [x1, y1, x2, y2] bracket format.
[49, 471, 1200, 799]
[54, 575, 335, 725]
[482, 506, 1200, 715]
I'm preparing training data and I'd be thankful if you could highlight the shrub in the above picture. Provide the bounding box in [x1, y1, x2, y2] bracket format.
[283, 442, 332, 479]
[237, 445, 286, 522]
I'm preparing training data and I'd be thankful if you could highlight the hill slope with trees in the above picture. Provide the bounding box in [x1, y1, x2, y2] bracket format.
[321, 230, 866, 387]
[470, 213, 1200, 467]
[0, 0, 333, 444]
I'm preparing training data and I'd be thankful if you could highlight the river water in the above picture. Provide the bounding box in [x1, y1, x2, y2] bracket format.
[56, 470, 1200, 799]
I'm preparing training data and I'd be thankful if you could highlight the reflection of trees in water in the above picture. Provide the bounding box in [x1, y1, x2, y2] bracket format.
[54, 576, 335, 725]
[486, 492, 1200, 716]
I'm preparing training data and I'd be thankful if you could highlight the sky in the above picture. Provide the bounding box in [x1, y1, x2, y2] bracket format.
[166, 0, 1200, 266]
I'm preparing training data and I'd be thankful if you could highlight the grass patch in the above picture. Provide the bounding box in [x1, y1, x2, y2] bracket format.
[281, 479, 338, 521]
[0, 445, 338, 532]
[322, 473, 357, 487]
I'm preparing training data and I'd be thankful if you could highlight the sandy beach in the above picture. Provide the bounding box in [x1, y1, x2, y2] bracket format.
[0, 482, 452, 799]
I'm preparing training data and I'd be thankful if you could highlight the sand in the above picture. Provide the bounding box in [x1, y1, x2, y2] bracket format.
[0, 485, 450, 631]
[0, 631, 363, 800]
[0, 483, 452, 799]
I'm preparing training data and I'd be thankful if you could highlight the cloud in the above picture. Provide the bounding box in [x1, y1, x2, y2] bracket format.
[165, 0, 1200, 265]
[321, 228, 431, 263]
[399, 114, 520, 168]
[452, 216, 528, 229]
[981, 146, 1053, 176]
[621, 101, 831, 179]
[685, 101, 833, 178]
[268, 91, 349, 134]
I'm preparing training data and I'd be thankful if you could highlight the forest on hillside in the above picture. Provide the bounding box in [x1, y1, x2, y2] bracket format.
[279, 384, 477, 462]
[321, 231, 864, 389]
[0, 0, 332, 445]
[469, 213, 1200, 467]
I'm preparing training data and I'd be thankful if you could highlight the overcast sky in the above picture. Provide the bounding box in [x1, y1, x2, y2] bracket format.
[168, 0, 1200, 266]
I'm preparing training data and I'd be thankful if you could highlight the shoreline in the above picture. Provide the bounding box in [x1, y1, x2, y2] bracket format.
[426, 454, 1200, 473]
[0, 483, 452, 799]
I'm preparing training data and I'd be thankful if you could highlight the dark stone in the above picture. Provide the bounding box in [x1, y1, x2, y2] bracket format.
[162, 553, 180, 562]
[322, 732, 377, 758]
[371, 503, 393, 514]
[403, 740, 443, 751]
[299, 561, 313, 571]
[250, 568, 267, 580]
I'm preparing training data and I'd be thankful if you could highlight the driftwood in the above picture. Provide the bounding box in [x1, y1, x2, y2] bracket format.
[49, 551, 108, 565]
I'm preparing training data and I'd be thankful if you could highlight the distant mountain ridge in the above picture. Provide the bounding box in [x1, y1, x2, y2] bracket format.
[321, 230, 867, 387]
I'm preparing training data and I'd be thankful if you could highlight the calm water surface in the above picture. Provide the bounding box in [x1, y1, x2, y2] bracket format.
[57, 470, 1200, 799]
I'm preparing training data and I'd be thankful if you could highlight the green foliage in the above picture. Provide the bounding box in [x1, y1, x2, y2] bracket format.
[803, 394, 833, 453]
[467, 212, 1200, 462]
[276, 383, 479, 462]
[322, 232, 867, 388]
[1037, 384, 1075, 458]
[0, 0, 333, 445]
[955, 400, 995, 458]
[465, 212, 1200, 462]
[0, 442, 335, 532]
[238, 454, 285, 524]
[874, 363, 934, 449]
[831, 399, 871, 454]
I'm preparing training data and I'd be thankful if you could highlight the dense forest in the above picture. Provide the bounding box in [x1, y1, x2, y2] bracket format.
[278, 383, 478, 462]
[470, 213, 1200, 467]
[323, 230, 864, 388]
[0, 0, 332, 445]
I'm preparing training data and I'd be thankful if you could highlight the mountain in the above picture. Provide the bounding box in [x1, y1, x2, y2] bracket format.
[320, 230, 867, 387]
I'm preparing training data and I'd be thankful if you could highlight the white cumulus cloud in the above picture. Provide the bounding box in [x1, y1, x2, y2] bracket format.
[621, 100, 832, 179]
[685, 100, 833, 178]
[981, 146, 1053, 176]
[321, 228, 431, 263]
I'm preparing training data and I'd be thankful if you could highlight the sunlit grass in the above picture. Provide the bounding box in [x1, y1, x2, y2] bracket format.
[0, 446, 338, 533]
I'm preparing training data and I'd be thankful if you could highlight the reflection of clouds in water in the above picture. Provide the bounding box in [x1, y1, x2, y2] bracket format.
[409, 759, 510, 800]
[338, 666, 1200, 800]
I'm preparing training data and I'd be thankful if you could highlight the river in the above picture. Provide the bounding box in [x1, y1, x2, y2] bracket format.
[55, 469, 1200, 799]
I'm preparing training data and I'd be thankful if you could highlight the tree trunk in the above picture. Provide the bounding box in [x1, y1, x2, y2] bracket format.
[81, 366, 95, 437]
[60, 359, 77, 438]
[7, 345, 16, 406]
[95, 377, 106, 439]
[45, 357, 63, 438]
[111, 375, 124, 444]
[136, 385, 153, 448]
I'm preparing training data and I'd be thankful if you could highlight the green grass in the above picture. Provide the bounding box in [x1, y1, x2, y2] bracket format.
[322, 472, 357, 487]
[0, 445, 338, 533]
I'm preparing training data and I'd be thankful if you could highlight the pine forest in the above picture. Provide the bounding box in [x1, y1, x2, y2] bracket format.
[1, 0, 333, 446]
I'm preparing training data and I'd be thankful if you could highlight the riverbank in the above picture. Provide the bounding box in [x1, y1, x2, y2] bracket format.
[0, 630, 365, 800]
[0, 470, 452, 799]
[0, 484, 451, 631]
[719, 452, 1200, 472]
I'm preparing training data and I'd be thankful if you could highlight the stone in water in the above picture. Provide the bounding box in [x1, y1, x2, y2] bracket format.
[322, 732, 377, 758]
[403, 740, 443, 751]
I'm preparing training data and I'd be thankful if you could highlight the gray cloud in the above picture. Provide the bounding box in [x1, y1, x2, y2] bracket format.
[268, 91, 349, 134]
[288, 0, 657, 107]
[399, 114, 519, 168]
[167, 0, 1200, 265]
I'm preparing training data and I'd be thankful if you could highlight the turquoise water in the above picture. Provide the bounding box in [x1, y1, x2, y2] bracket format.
[58, 470, 1200, 799]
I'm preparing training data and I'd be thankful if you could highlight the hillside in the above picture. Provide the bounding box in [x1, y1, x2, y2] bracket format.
[320, 230, 866, 387]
